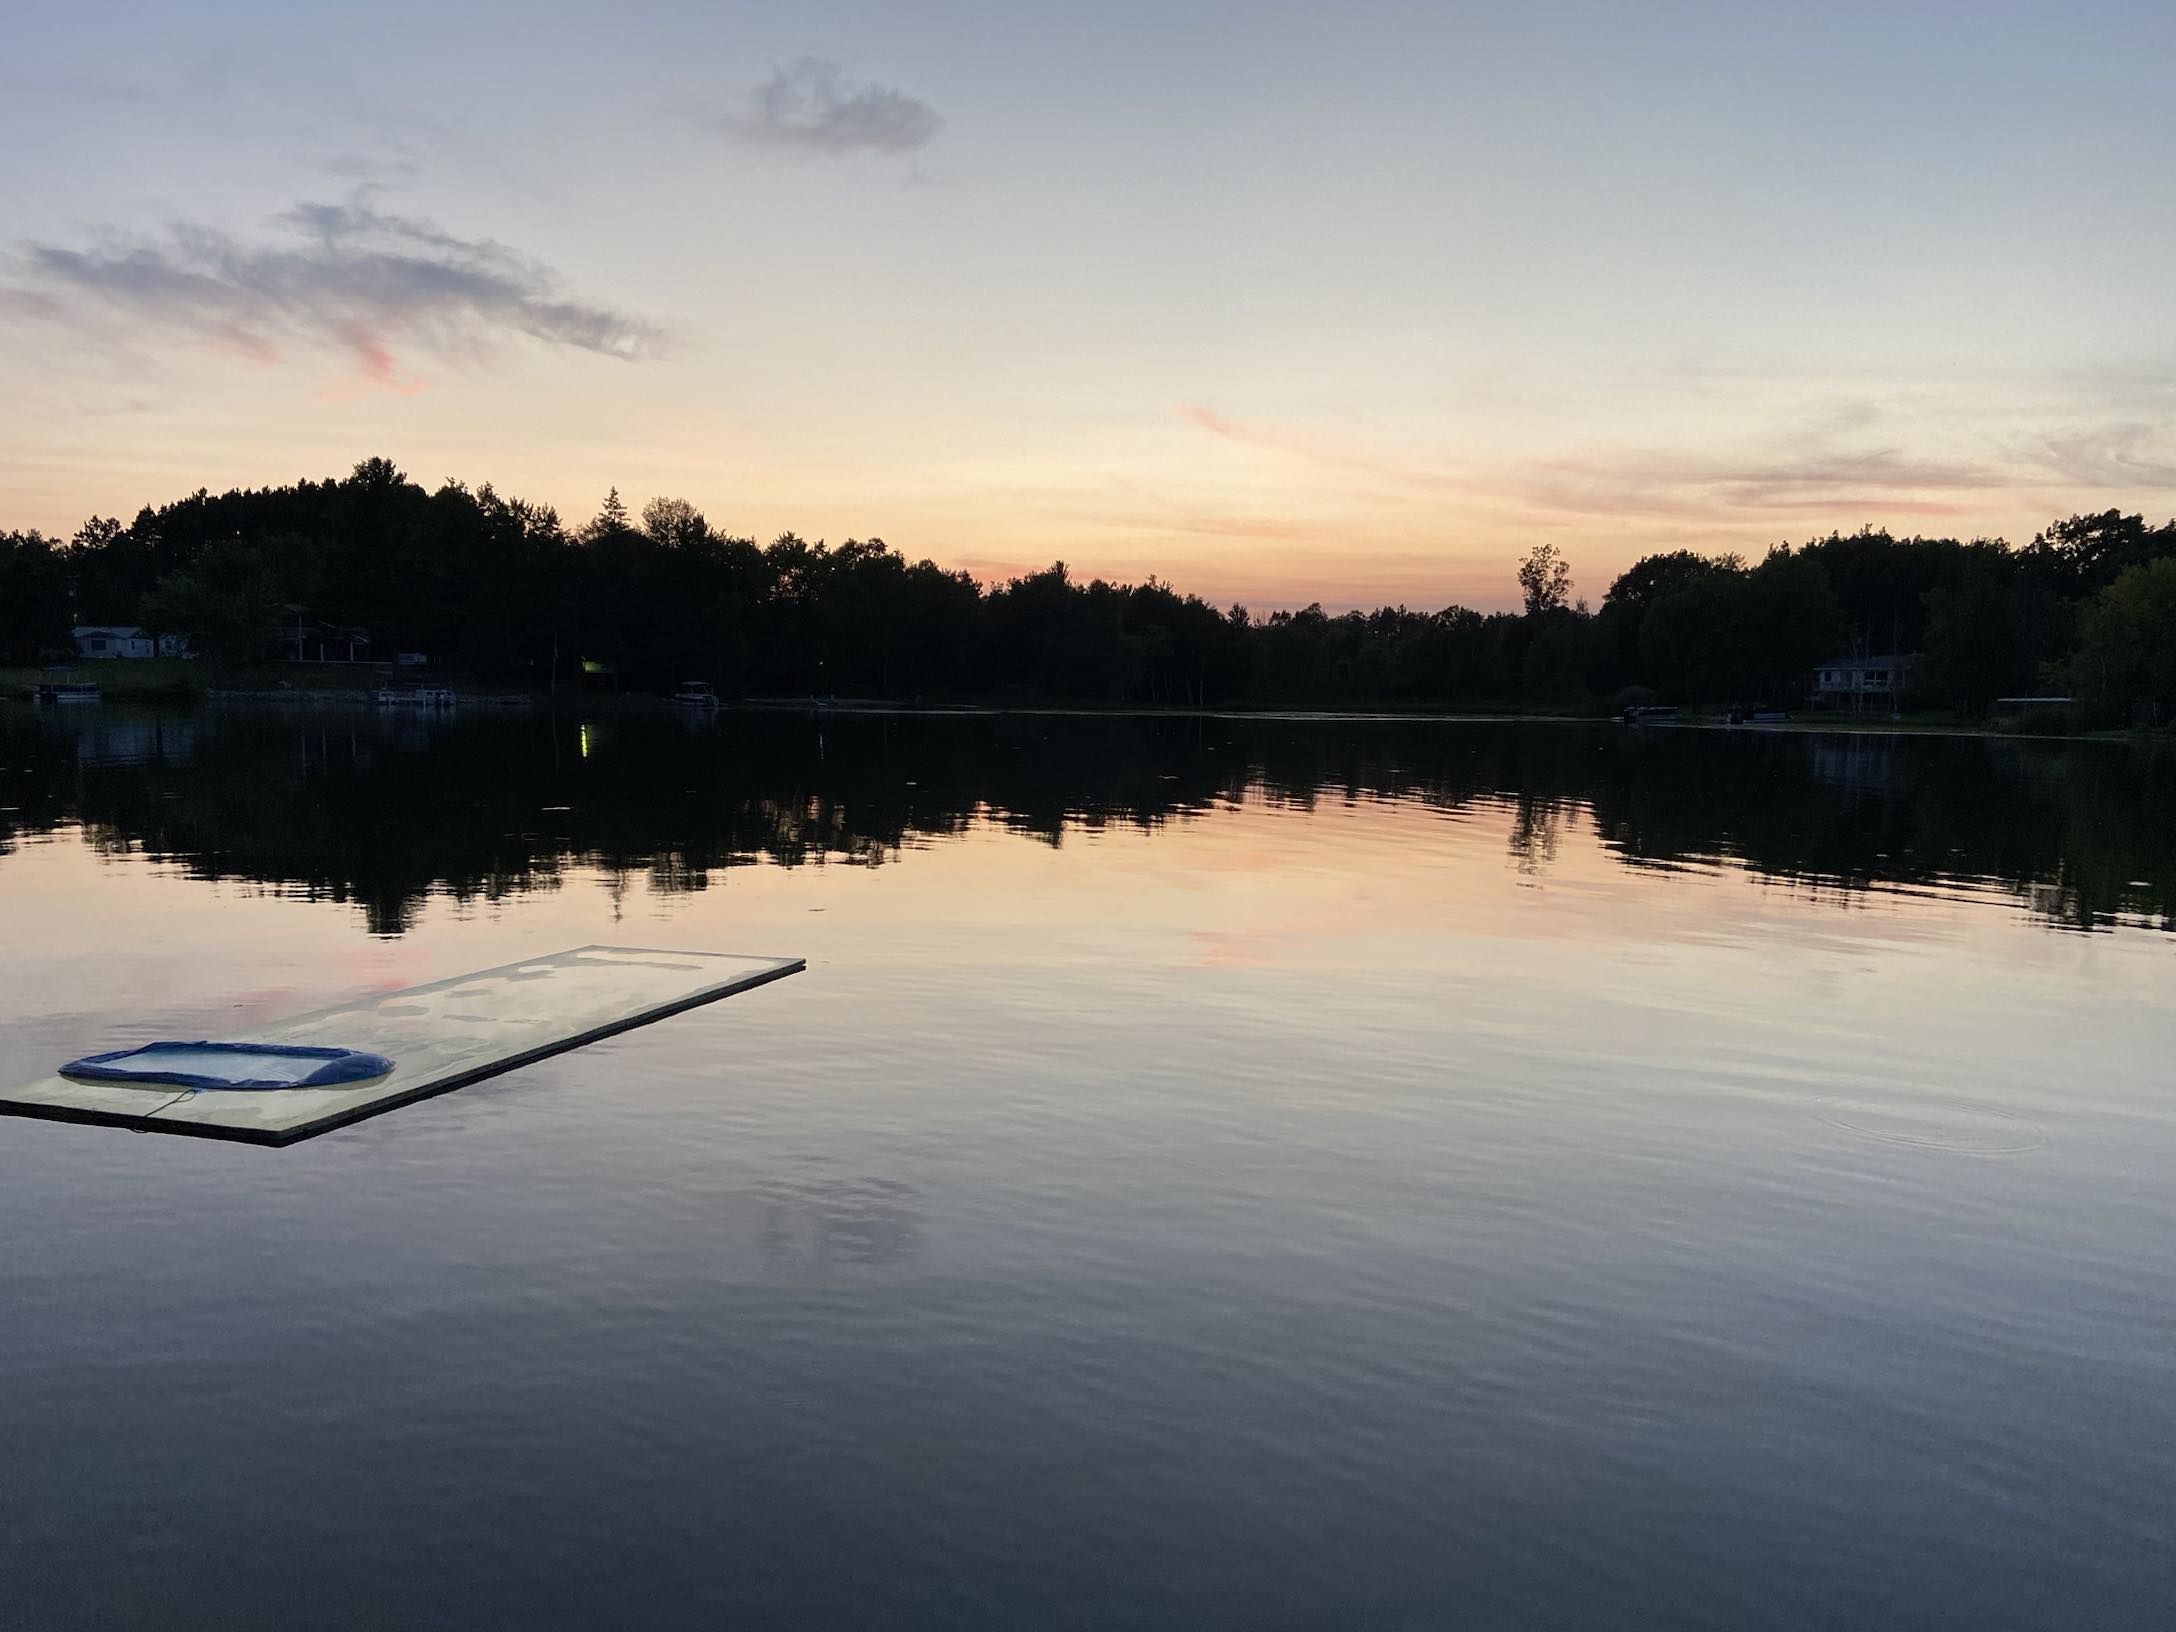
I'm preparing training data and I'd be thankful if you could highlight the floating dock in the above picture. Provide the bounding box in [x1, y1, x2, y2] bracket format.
[0, 945, 803, 1146]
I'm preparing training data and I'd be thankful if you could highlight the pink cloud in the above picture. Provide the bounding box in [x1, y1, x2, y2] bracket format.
[1178, 402, 1462, 490]
[349, 329, 425, 395]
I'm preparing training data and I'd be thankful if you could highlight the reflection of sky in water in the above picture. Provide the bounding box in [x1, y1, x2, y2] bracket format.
[3, 710, 2176, 1628]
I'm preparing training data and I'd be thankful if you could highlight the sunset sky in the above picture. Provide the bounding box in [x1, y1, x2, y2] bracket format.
[4, 0, 2172, 611]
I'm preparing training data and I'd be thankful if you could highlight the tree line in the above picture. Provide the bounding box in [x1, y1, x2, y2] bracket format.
[3, 457, 2173, 716]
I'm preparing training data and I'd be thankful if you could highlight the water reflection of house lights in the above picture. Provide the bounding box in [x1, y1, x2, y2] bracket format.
[580, 725, 594, 759]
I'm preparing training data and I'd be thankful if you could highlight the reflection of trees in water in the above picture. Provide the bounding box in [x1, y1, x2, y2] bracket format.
[2, 707, 2171, 936]
[1588, 730, 2176, 933]
[1506, 794, 1565, 876]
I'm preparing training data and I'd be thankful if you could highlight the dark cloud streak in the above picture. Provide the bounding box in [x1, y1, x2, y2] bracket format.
[10, 196, 662, 379]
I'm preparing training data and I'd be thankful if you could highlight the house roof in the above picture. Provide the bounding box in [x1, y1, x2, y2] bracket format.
[73, 626, 145, 638]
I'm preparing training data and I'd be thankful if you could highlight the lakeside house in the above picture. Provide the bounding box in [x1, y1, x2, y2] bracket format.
[72, 626, 192, 660]
[285, 618, 373, 664]
[1812, 653, 1918, 711]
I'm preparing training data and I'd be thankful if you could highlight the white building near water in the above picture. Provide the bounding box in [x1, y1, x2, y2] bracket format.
[72, 626, 193, 660]
[1812, 654, 1917, 710]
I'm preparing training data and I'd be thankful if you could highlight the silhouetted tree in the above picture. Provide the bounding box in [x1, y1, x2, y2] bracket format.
[140, 541, 285, 668]
[1918, 545, 2043, 713]
[591, 487, 631, 536]
[0, 531, 70, 662]
[641, 496, 709, 550]
[2028, 510, 2176, 596]
[1518, 542, 1573, 616]
[2069, 558, 2176, 718]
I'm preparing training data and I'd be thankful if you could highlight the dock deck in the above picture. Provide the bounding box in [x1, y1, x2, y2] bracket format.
[0, 945, 803, 1146]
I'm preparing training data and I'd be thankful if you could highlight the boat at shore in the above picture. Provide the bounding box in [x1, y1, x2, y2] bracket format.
[669, 681, 721, 709]
[373, 684, 457, 708]
[32, 669, 101, 706]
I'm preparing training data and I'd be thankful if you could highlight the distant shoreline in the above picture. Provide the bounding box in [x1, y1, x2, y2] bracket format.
[5, 670, 2162, 746]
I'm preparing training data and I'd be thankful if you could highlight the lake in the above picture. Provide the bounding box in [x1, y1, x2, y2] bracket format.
[3, 704, 2173, 1630]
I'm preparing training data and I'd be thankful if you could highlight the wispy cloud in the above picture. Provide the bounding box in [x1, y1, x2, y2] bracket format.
[1178, 403, 1465, 491]
[8, 195, 663, 389]
[2030, 423, 2176, 491]
[722, 58, 943, 156]
[318, 147, 425, 184]
[1514, 445, 1998, 522]
[1178, 399, 2176, 535]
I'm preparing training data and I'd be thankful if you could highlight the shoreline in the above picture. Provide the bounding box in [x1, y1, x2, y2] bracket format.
[4, 684, 2160, 746]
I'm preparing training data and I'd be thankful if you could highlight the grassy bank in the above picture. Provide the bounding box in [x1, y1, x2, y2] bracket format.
[2, 658, 207, 700]
[3, 659, 433, 701]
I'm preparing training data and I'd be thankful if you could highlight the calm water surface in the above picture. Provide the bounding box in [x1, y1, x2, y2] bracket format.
[3, 706, 2173, 1630]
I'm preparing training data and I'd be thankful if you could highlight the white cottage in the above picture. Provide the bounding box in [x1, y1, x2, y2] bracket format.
[72, 626, 193, 660]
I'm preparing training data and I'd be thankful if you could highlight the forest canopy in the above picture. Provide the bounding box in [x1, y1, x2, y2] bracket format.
[4, 459, 2173, 716]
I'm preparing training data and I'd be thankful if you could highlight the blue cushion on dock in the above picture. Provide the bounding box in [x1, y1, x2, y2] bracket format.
[58, 1042, 395, 1091]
